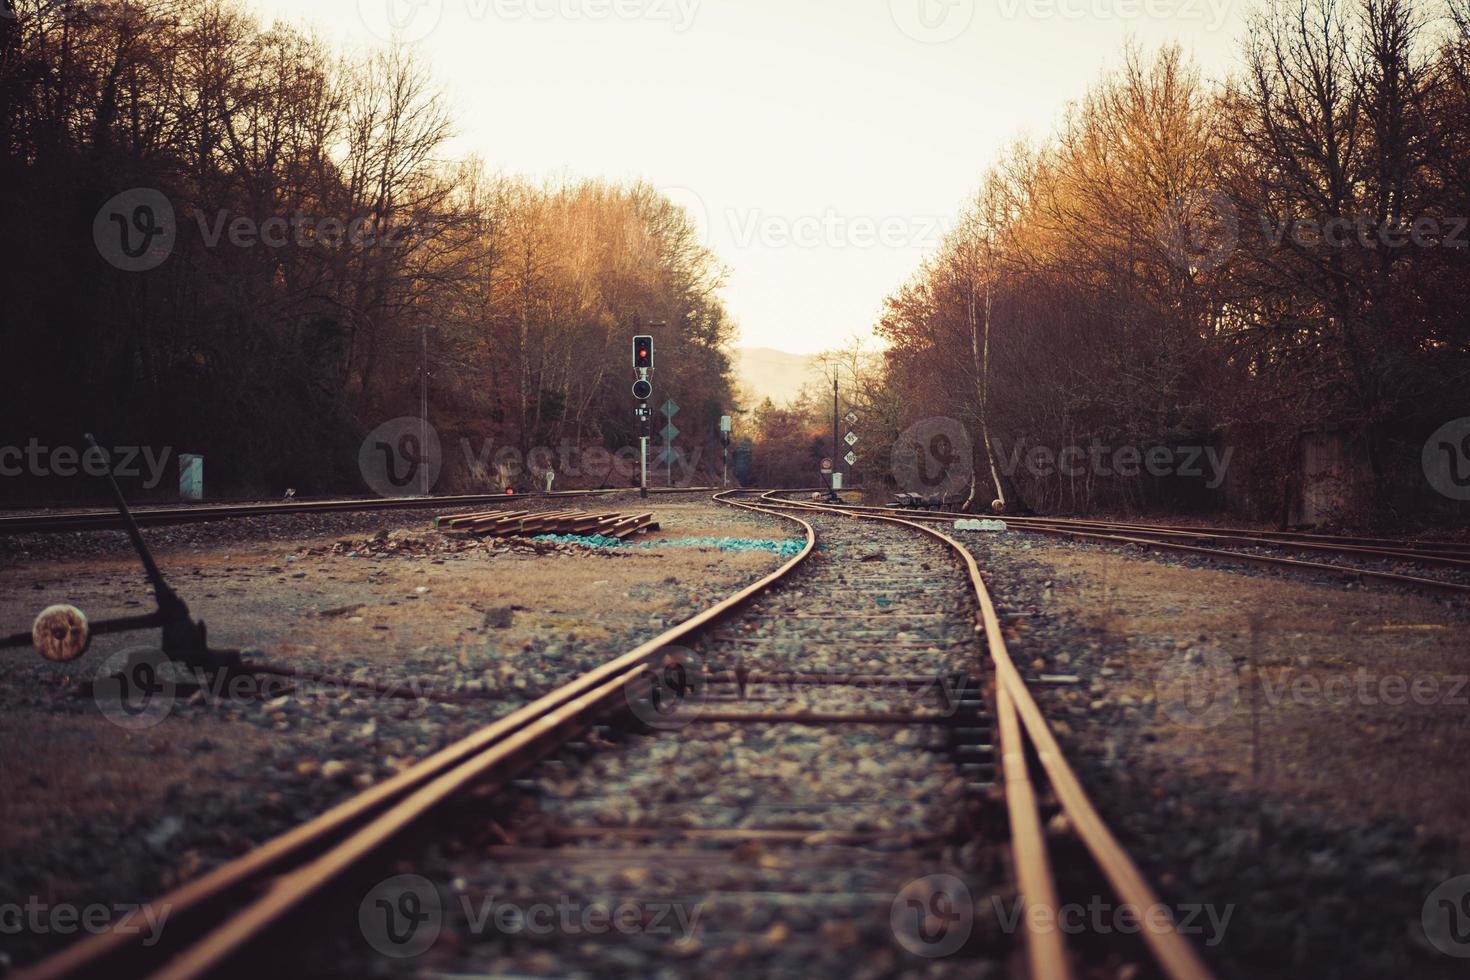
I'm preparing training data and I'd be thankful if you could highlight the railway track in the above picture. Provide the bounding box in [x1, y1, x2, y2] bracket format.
[853, 503, 1470, 596]
[17, 489, 1212, 980]
[0, 487, 716, 536]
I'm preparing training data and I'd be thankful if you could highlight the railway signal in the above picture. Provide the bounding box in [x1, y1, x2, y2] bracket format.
[632, 334, 656, 499]
[633, 335, 654, 370]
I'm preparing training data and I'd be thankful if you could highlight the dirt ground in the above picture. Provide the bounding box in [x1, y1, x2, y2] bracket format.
[968, 530, 1470, 978]
[0, 497, 802, 969]
[1014, 546, 1470, 848]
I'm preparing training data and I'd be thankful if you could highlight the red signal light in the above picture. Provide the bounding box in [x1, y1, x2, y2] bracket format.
[505, 488, 515, 495]
[633, 335, 654, 370]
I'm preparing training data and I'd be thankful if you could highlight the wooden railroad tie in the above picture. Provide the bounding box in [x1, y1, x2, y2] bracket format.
[434, 508, 660, 541]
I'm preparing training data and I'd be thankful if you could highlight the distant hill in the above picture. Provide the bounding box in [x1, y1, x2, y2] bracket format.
[733, 347, 822, 407]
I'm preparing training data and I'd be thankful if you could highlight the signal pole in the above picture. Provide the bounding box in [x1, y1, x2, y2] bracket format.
[720, 415, 732, 488]
[830, 376, 840, 501]
[639, 419, 649, 498]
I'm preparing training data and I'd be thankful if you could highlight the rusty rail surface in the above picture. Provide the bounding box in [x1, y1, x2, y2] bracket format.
[827, 502, 1470, 596]
[759, 492, 1215, 980]
[0, 487, 717, 536]
[16, 490, 811, 980]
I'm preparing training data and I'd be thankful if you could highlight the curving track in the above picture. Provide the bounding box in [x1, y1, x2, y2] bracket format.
[838, 502, 1470, 596]
[17, 489, 1214, 980]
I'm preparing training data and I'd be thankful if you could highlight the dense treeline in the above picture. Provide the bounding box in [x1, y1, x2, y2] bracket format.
[874, 0, 1470, 525]
[0, 0, 734, 501]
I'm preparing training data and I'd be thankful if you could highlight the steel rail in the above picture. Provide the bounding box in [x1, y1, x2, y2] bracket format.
[1014, 514, 1470, 556]
[948, 513, 1470, 567]
[17, 489, 812, 980]
[883, 506, 1470, 558]
[760, 492, 1215, 980]
[821, 502, 1470, 596]
[0, 487, 717, 536]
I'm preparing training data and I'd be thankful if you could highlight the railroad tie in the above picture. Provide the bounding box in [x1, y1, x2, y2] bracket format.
[435, 507, 660, 540]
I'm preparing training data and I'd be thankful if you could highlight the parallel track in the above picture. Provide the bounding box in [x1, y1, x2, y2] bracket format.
[0, 487, 716, 536]
[844, 502, 1470, 596]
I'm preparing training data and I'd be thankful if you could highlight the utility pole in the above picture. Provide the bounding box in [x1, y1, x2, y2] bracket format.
[720, 415, 732, 489]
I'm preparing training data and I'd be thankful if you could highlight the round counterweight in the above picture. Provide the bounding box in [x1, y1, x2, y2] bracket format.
[32, 604, 91, 662]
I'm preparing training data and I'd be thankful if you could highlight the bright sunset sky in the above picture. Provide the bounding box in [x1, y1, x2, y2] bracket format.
[243, 0, 1245, 353]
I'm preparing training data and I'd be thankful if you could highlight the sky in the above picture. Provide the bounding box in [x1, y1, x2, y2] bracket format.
[242, 0, 1247, 354]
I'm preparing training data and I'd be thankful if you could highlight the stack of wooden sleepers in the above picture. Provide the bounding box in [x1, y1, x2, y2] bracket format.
[434, 508, 660, 540]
